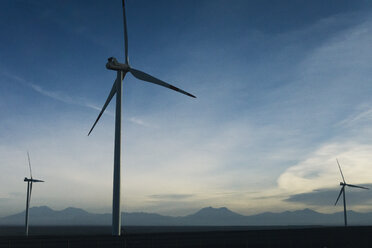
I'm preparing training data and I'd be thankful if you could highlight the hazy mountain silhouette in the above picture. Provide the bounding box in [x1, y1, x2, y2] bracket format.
[180, 207, 244, 225]
[1, 206, 372, 226]
[0, 206, 110, 225]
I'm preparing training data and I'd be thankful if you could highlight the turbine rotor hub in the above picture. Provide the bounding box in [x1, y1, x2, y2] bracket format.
[106, 57, 129, 72]
[340, 182, 345, 186]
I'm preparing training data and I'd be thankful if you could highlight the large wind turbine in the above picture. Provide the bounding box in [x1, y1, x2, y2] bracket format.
[334, 159, 368, 227]
[88, 0, 195, 236]
[24, 152, 44, 236]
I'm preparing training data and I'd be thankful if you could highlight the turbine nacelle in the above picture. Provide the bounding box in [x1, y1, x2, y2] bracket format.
[106, 57, 129, 72]
[340, 182, 345, 186]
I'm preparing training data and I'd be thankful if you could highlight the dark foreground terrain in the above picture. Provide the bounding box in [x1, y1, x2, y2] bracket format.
[0, 226, 371, 248]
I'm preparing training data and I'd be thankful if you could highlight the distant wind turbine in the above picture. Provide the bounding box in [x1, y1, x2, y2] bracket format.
[24, 152, 44, 236]
[88, 0, 195, 236]
[334, 159, 368, 227]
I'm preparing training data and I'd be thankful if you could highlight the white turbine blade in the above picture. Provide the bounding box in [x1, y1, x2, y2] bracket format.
[122, 0, 129, 64]
[130, 68, 196, 98]
[335, 187, 344, 205]
[336, 159, 346, 183]
[88, 79, 118, 136]
[27, 152, 32, 179]
[346, 184, 369, 190]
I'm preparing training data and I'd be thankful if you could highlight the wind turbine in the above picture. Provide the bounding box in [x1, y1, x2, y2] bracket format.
[334, 159, 368, 227]
[88, 0, 195, 236]
[24, 152, 44, 236]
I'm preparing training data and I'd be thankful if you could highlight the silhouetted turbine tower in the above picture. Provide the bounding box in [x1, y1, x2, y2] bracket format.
[24, 152, 44, 236]
[88, 0, 195, 236]
[334, 159, 368, 227]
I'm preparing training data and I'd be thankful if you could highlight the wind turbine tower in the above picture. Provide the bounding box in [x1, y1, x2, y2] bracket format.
[334, 159, 368, 227]
[24, 152, 44, 236]
[88, 0, 195, 236]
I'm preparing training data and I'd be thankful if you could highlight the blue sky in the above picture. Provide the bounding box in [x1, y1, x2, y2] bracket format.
[1, 0, 372, 218]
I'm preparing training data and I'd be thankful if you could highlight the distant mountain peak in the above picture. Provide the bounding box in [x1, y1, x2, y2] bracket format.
[31, 205, 52, 210]
[29, 206, 54, 214]
[301, 208, 318, 213]
[192, 206, 242, 218]
[64, 207, 81, 211]
[60, 207, 90, 216]
[199, 206, 231, 212]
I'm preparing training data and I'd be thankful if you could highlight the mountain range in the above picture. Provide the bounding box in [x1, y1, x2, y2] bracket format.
[1, 206, 372, 226]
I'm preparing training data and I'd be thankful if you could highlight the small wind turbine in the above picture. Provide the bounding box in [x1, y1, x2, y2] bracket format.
[334, 159, 368, 227]
[24, 152, 44, 236]
[88, 0, 195, 236]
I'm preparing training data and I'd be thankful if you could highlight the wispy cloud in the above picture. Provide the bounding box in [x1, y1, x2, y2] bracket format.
[339, 106, 372, 128]
[251, 15, 372, 213]
[2, 71, 27, 84]
[2, 71, 111, 114]
[28, 83, 102, 112]
[4, 71, 165, 127]
[128, 117, 154, 128]
[277, 143, 372, 193]
[285, 185, 372, 206]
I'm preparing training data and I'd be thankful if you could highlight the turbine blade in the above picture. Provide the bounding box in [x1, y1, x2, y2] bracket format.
[88, 79, 118, 136]
[29, 182, 33, 201]
[335, 187, 344, 205]
[130, 68, 196, 98]
[31, 179, 44, 183]
[336, 159, 346, 183]
[346, 184, 369, 190]
[122, 0, 129, 64]
[27, 152, 32, 179]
